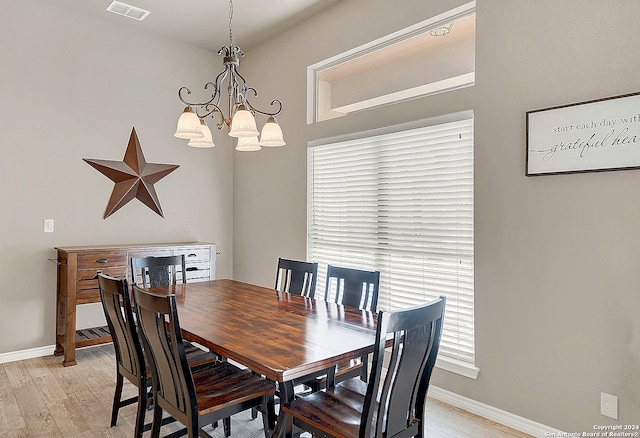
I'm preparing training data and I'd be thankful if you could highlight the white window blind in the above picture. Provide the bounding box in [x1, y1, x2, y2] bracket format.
[307, 115, 475, 366]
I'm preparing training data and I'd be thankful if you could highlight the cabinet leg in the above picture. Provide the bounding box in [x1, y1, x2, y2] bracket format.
[63, 341, 77, 366]
[62, 339, 76, 366]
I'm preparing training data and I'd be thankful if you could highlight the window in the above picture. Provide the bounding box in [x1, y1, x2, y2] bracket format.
[307, 112, 477, 377]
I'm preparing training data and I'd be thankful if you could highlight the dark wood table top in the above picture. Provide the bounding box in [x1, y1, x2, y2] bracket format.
[146, 279, 378, 384]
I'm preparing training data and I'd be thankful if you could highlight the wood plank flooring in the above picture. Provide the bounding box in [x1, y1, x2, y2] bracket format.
[0, 345, 532, 437]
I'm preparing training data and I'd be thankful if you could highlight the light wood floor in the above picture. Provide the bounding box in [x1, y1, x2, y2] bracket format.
[0, 344, 532, 437]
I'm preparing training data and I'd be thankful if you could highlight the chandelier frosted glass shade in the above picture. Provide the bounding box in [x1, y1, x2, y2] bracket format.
[187, 120, 215, 148]
[235, 136, 261, 151]
[174, 107, 205, 139]
[229, 108, 260, 138]
[259, 116, 285, 147]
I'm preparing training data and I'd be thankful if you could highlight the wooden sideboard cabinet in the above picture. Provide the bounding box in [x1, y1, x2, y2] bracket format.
[54, 242, 217, 366]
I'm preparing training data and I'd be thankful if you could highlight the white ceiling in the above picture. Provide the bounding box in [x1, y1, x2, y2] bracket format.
[41, 0, 340, 52]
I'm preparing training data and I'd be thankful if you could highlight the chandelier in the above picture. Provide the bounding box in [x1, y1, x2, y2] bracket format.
[174, 0, 285, 150]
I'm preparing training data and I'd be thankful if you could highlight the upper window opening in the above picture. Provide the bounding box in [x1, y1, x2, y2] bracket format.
[308, 2, 476, 123]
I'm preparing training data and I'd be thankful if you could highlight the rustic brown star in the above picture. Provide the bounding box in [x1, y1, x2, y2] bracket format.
[84, 127, 179, 219]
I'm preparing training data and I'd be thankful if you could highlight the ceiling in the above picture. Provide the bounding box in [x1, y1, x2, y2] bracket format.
[41, 0, 341, 52]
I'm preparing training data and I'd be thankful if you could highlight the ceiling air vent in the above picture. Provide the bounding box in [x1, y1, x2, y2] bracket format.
[106, 1, 150, 21]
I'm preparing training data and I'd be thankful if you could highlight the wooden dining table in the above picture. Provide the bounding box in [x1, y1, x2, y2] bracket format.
[145, 278, 378, 434]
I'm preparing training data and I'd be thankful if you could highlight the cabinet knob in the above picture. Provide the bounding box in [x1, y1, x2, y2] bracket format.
[187, 253, 197, 257]
[96, 258, 109, 264]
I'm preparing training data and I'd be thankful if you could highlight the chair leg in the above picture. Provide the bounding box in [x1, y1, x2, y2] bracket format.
[268, 393, 276, 431]
[110, 373, 124, 427]
[223, 417, 231, 437]
[260, 411, 269, 438]
[133, 383, 147, 438]
[360, 354, 369, 382]
[283, 410, 294, 438]
[150, 402, 163, 438]
[417, 419, 425, 438]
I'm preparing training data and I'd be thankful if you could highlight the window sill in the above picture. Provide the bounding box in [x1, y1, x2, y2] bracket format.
[436, 356, 479, 379]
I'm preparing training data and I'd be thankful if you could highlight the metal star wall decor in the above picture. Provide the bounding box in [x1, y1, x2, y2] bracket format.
[84, 127, 179, 219]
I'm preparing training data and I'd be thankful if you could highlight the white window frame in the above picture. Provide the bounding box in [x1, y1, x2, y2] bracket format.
[307, 1, 476, 124]
[307, 111, 479, 379]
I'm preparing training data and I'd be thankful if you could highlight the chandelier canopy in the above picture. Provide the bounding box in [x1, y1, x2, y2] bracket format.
[174, 0, 285, 150]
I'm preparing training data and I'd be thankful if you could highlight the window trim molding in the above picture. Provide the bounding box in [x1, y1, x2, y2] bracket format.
[331, 73, 475, 115]
[306, 1, 476, 124]
[436, 356, 480, 380]
[308, 110, 474, 149]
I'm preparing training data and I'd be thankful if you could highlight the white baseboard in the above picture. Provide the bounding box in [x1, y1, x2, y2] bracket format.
[429, 385, 564, 438]
[0, 344, 56, 365]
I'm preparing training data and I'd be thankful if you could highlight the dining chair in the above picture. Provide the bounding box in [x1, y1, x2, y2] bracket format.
[131, 255, 227, 371]
[290, 265, 382, 394]
[280, 296, 446, 438]
[131, 256, 235, 433]
[133, 285, 277, 438]
[274, 257, 318, 298]
[98, 273, 149, 438]
[130, 254, 219, 358]
[248, 257, 320, 421]
[131, 254, 187, 288]
[314, 264, 381, 387]
[97, 273, 218, 438]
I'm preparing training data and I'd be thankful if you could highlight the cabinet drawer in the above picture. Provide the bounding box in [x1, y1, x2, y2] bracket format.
[176, 248, 211, 262]
[77, 252, 127, 270]
[77, 267, 127, 291]
[182, 261, 211, 282]
[77, 289, 101, 304]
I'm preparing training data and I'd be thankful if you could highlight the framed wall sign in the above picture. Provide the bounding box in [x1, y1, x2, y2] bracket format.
[526, 92, 640, 176]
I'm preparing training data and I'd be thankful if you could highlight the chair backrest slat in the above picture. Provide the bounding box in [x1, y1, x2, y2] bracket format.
[325, 265, 380, 312]
[361, 296, 445, 438]
[275, 258, 318, 298]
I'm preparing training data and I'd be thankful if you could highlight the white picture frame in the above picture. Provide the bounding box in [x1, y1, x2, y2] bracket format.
[526, 92, 640, 176]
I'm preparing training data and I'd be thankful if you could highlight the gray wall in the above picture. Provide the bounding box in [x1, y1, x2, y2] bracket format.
[233, 0, 640, 431]
[0, 1, 234, 350]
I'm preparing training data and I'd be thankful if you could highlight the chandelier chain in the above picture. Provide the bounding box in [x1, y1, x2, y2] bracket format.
[228, 0, 234, 47]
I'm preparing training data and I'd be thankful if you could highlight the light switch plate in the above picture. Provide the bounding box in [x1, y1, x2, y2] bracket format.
[44, 219, 54, 233]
